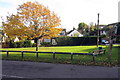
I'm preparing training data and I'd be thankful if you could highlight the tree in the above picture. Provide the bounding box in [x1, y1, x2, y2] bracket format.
[77, 22, 89, 35]
[2, 14, 27, 41]
[105, 25, 116, 62]
[89, 23, 97, 36]
[2, 1, 62, 51]
[89, 22, 96, 31]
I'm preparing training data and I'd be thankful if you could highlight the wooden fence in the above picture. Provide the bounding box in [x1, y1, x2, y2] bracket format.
[0, 50, 96, 62]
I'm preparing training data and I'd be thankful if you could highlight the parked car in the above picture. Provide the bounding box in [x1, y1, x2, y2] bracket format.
[102, 40, 109, 45]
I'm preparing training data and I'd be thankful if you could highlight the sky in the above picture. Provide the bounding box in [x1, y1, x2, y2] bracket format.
[0, 0, 119, 31]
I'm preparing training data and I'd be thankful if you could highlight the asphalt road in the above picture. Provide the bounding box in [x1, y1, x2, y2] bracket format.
[2, 60, 119, 79]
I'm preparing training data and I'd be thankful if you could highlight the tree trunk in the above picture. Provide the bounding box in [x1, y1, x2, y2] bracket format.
[36, 38, 39, 51]
[108, 36, 113, 63]
[109, 38, 113, 54]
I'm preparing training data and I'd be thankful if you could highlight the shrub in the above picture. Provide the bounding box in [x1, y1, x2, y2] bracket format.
[40, 42, 51, 47]
[9, 40, 33, 48]
[16, 41, 24, 48]
[10, 41, 17, 48]
[32, 43, 36, 47]
[23, 40, 32, 47]
[2, 42, 10, 48]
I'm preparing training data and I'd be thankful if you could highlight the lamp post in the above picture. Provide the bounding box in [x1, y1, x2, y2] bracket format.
[97, 13, 100, 47]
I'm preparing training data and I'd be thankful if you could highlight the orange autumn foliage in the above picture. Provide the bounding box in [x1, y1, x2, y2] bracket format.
[2, 1, 62, 40]
[2, 14, 28, 39]
[17, 1, 62, 39]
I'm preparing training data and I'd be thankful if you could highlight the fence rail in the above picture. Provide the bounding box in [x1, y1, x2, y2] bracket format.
[0, 50, 96, 61]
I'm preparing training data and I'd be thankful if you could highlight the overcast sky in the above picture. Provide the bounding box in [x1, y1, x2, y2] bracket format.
[0, 0, 119, 31]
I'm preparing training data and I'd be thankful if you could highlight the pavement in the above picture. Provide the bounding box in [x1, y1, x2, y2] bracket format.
[1, 60, 119, 79]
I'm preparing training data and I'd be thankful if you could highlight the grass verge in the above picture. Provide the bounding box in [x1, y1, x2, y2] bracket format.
[1, 45, 119, 67]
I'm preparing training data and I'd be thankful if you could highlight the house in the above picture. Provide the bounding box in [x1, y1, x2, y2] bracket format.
[106, 22, 120, 44]
[106, 22, 120, 36]
[42, 29, 66, 45]
[89, 25, 107, 36]
[98, 25, 107, 35]
[100, 22, 120, 44]
[0, 30, 21, 43]
[67, 28, 83, 37]
[59, 29, 67, 36]
[14, 37, 20, 42]
[0, 31, 8, 43]
[99, 22, 120, 36]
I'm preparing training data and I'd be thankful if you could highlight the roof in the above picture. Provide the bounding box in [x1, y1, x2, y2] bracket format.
[67, 29, 83, 37]
[67, 27, 76, 34]
[67, 29, 74, 34]
[106, 22, 120, 35]
[107, 22, 120, 26]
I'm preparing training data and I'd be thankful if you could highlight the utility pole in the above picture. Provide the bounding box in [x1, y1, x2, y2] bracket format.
[97, 13, 100, 47]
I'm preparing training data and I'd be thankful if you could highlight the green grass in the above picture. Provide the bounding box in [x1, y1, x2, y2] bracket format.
[1, 46, 97, 52]
[0, 45, 119, 67]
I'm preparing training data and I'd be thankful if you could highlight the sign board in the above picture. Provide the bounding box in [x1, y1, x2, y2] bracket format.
[44, 39, 51, 42]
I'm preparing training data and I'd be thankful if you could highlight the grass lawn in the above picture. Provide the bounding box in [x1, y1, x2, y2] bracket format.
[0, 45, 119, 67]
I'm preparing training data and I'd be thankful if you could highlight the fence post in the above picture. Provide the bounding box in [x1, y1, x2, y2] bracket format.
[104, 50, 106, 54]
[92, 53, 95, 63]
[71, 52, 73, 60]
[36, 52, 38, 59]
[53, 52, 55, 60]
[7, 51, 9, 57]
[21, 51, 24, 58]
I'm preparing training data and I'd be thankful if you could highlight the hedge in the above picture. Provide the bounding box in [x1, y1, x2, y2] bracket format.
[40, 42, 51, 47]
[3, 40, 33, 48]
[55, 36, 101, 46]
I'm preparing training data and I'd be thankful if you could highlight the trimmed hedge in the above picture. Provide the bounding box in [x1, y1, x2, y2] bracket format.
[23, 40, 32, 47]
[9, 40, 33, 48]
[40, 42, 51, 47]
[2, 42, 10, 48]
[55, 36, 101, 46]
[55, 37, 72, 46]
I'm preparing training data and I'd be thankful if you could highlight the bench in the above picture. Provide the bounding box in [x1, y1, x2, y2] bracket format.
[89, 49, 106, 62]
[92, 49, 106, 55]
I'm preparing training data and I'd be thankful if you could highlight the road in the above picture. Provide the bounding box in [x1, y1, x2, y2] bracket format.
[2, 60, 119, 79]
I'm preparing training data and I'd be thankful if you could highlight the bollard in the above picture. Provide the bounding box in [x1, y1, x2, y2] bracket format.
[53, 52, 55, 60]
[36, 52, 39, 59]
[7, 51, 9, 57]
[21, 51, 24, 58]
[71, 52, 73, 60]
[92, 53, 96, 63]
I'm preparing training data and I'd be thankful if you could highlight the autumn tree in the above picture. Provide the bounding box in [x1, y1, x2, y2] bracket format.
[2, 1, 62, 51]
[2, 14, 28, 41]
